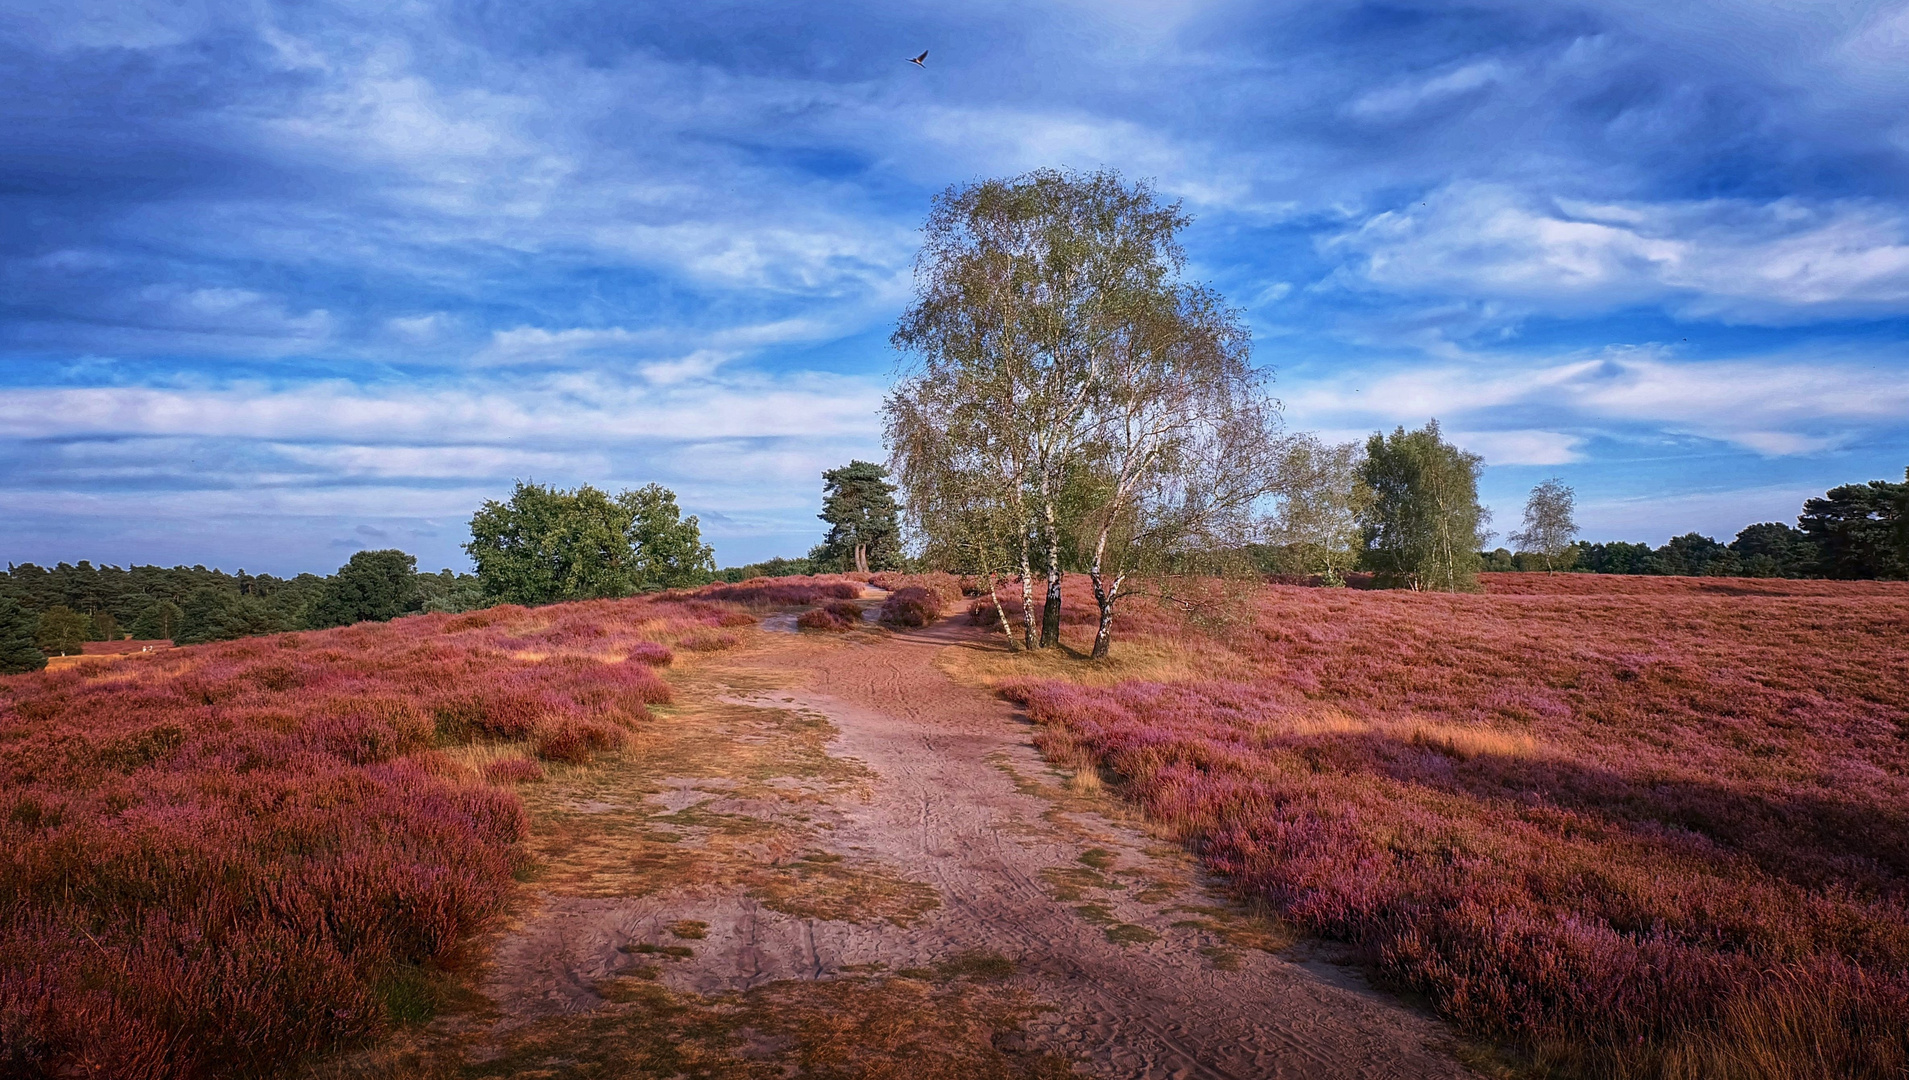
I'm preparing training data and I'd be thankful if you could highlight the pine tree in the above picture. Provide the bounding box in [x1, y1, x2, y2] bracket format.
[0, 598, 47, 674]
[815, 461, 902, 574]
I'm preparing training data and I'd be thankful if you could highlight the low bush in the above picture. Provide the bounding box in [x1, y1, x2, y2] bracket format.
[678, 630, 738, 652]
[483, 757, 545, 784]
[879, 587, 941, 627]
[870, 571, 964, 609]
[623, 641, 674, 666]
[797, 601, 864, 632]
[681, 576, 863, 609]
[535, 719, 626, 765]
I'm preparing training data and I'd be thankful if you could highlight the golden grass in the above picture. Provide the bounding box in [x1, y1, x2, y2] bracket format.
[935, 628, 1247, 690]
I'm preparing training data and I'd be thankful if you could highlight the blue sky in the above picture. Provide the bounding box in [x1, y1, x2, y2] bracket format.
[4, 0, 1907, 575]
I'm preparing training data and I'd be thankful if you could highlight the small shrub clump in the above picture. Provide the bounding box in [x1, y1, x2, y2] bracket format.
[484, 757, 546, 784]
[797, 601, 865, 632]
[879, 587, 942, 628]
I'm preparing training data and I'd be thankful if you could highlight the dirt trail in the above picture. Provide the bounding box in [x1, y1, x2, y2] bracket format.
[479, 610, 1475, 1079]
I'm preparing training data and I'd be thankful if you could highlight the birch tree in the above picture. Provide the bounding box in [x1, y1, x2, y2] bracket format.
[888, 170, 1190, 650]
[1510, 478, 1579, 572]
[1358, 421, 1491, 591]
[1072, 285, 1280, 658]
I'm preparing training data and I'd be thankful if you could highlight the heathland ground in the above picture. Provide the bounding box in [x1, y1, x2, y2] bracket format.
[3, 572, 1905, 1079]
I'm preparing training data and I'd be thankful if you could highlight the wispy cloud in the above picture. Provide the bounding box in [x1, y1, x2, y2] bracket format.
[1330, 184, 1909, 321]
[2, 0, 1907, 571]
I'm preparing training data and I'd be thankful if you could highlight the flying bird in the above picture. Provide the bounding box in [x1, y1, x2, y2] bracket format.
[907, 50, 928, 67]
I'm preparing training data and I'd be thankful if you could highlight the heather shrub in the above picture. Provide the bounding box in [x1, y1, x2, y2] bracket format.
[0, 591, 714, 1078]
[879, 587, 940, 627]
[678, 630, 739, 651]
[1004, 574, 1909, 1077]
[869, 571, 964, 608]
[797, 601, 864, 631]
[623, 641, 673, 666]
[681, 576, 863, 608]
[534, 719, 625, 764]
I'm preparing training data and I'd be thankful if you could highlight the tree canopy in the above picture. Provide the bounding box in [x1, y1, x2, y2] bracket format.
[305, 549, 422, 628]
[813, 461, 903, 573]
[465, 481, 715, 605]
[1799, 475, 1907, 580]
[33, 605, 89, 657]
[889, 169, 1277, 656]
[1358, 421, 1491, 591]
[0, 599, 46, 674]
[1510, 479, 1579, 572]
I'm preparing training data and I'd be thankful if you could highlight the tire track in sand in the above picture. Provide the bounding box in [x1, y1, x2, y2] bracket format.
[478, 607, 1477, 1079]
[717, 611, 1474, 1080]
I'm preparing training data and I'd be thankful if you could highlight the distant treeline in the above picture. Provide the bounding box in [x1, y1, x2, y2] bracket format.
[0, 552, 482, 651]
[1485, 474, 1907, 580]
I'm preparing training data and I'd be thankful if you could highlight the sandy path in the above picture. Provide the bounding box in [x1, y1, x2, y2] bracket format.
[484, 611, 1475, 1079]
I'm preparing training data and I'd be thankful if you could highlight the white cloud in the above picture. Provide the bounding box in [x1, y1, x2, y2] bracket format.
[1330, 184, 1909, 321]
[269, 443, 607, 479]
[1282, 347, 1909, 460]
[1346, 60, 1510, 120]
[0, 370, 888, 444]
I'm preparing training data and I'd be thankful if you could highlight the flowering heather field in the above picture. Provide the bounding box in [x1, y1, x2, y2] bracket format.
[0, 594, 752, 1080]
[1002, 573, 1909, 1077]
[682, 575, 865, 609]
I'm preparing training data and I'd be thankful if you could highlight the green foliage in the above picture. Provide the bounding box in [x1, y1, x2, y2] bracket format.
[1270, 435, 1370, 584]
[1729, 522, 1818, 578]
[1573, 540, 1655, 575]
[33, 605, 88, 657]
[86, 610, 118, 641]
[718, 556, 816, 583]
[176, 588, 289, 645]
[0, 561, 317, 633]
[622, 483, 717, 592]
[130, 600, 185, 641]
[1508, 478, 1578, 571]
[304, 549, 422, 628]
[1799, 476, 1907, 580]
[416, 569, 485, 613]
[813, 461, 903, 573]
[0, 599, 47, 673]
[1358, 421, 1490, 592]
[1648, 533, 1740, 576]
[464, 481, 715, 605]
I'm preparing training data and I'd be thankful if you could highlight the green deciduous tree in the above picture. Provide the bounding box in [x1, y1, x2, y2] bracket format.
[1268, 435, 1371, 585]
[814, 461, 903, 573]
[1358, 421, 1491, 592]
[889, 169, 1272, 655]
[33, 605, 89, 657]
[130, 600, 185, 641]
[1510, 478, 1579, 572]
[305, 549, 422, 628]
[889, 169, 1196, 651]
[0, 598, 47, 673]
[465, 481, 715, 605]
[416, 569, 485, 613]
[1729, 522, 1818, 578]
[623, 484, 718, 592]
[1068, 281, 1279, 658]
